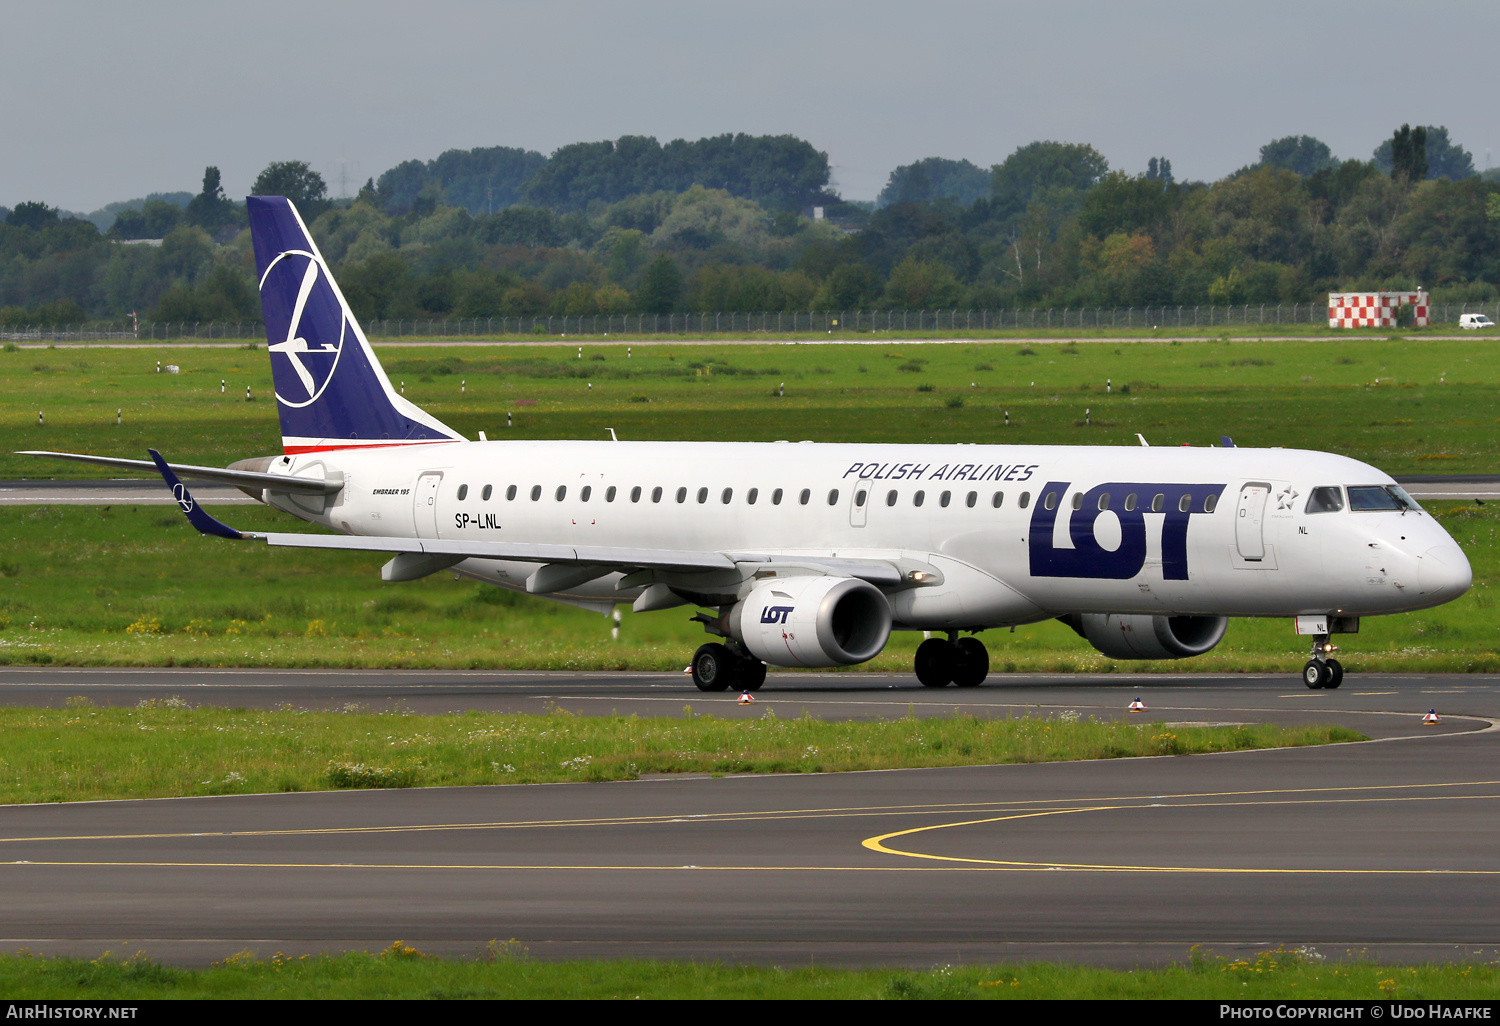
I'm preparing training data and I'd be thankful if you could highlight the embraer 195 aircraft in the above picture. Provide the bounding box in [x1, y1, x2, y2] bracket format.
[26, 197, 1474, 691]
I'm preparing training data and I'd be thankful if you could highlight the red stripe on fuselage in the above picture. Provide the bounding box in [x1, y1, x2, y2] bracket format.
[282, 440, 461, 454]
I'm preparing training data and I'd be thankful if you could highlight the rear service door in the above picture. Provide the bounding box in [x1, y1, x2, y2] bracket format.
[1235, 482, 1270, 560]
[414, 471, 443, 538]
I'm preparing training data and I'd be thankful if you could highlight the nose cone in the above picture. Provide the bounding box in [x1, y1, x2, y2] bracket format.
[1418, 542, 1472, 604]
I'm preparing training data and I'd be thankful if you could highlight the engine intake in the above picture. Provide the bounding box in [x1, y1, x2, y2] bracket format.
[730, 576, 892, 667]
[1061, 613, 1227, 660]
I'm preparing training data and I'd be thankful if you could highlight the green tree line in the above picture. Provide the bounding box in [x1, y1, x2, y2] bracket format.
[4, 126, 1499, 327]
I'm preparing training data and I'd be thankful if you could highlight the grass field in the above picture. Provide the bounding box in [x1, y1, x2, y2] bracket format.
[1, 336, 1498, 672]
[4, 335, 1499, 477]
[0, 700, 1360, 804]
[1, 944, 1495, 999]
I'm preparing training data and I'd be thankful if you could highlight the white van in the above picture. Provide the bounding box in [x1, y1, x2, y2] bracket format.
[1460, 313, 1495, 329]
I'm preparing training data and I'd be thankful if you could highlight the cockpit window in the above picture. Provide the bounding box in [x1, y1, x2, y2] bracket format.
[1305, 486, 1345, 514]
[1348, 485, 1421, 512]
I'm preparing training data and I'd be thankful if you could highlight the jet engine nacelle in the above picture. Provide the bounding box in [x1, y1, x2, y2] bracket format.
[1062, 613, 1228, 660]
[730, 576, 892, 668]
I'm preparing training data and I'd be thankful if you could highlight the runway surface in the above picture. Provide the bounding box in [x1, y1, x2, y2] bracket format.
[2, 667, 1499, 968]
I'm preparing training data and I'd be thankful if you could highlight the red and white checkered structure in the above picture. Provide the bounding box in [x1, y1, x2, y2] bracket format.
[1328, 291, 1429, 328]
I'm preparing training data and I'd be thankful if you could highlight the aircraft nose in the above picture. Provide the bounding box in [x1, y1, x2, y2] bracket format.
[1418, 542, 1472, 602]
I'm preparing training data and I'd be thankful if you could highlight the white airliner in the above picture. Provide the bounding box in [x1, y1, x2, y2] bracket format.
[25, 197, 1473, 691]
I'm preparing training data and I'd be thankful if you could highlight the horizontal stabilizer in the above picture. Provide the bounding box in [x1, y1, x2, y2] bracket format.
[18, 450, 342, 495]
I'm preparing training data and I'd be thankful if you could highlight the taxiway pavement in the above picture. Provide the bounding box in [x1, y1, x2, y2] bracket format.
[0, 668, 1497, 968]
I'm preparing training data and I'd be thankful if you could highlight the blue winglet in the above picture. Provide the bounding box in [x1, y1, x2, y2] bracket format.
[1220, 435, 1236, 448]
[148, 449, 244, 540]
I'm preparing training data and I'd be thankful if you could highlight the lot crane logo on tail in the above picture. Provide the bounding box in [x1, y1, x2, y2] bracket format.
[247, 196, 464, 453]
[261, 249, 344, 407]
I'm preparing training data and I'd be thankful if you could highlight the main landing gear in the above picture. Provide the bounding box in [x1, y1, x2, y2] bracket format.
[1302, 633, 1343, 690]
[691, 642, 768, 693]
[914, 632, 989, 688]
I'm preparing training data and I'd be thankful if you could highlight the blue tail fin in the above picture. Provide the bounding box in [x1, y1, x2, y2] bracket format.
[247, 196, 463, 454]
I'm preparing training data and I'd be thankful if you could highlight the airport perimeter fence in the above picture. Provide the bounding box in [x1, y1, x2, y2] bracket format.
[4, 302, 1500, 343]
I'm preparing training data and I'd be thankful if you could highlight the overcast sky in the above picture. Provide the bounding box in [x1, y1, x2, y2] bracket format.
[5, 0, 1497, 212]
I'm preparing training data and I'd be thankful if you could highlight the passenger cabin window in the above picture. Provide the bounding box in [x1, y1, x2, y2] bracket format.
[991, 491, 1003, 508]
[630, 486, 641, 502]
[913, 490, 926, 507]
[747, 488, 758, 505]
[966, 491, 977, 508]
[1150, 493, 1164, 513]
[506, 485, 517, 501]
[651, 486, 663, 503]
[939, 491, 951, 508]
[1043, 492, 1057, 511]
[605, 486, 616, 502]
[580, 486, 592, 502]
[721, 488, 733, 504]
[827, 489, 839, 505]
[1018, 491, 1030, 509]
[772, 488, 783, 505]
[1097, 493, 1110, 510]
[481, 485, 492, 501]
[530, 485, 542, 501]
[1305, 486, 1345, 514]
[887, 490, 899, 507]
[799, 489, 811, 505]
[1178, 493, 1191, 512]
[1347, 486, 1405, 512]
[1204, 494, 1218, 513]
[696, 487, 708, 504]
[1071, 492, 1083, 510]
[676, 487, 688, 503]
[456, 484, 468, 500]
[1123, 492, 1137, 511]
[555, 486, 567, 501]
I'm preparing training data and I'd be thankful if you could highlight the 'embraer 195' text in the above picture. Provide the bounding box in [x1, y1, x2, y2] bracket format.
[1028, 481, 1226, 580]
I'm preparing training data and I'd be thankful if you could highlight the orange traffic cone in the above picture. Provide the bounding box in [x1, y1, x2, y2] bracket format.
[738, 691, 755, 705]
[1128, 697, 1146, 712]
[1422, 709, 1441, 725]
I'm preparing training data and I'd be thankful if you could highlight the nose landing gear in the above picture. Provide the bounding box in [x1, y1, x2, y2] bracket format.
[1302, 634, 1343, 690]
[914, 633, 989, 688]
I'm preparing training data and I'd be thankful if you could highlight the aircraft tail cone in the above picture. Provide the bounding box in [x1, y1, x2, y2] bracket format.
[1423, 709, 1441, 725]
[1128, 697, 1146, 712]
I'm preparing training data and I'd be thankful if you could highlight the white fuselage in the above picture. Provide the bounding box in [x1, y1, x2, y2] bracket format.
[259, 440, 1471, 629]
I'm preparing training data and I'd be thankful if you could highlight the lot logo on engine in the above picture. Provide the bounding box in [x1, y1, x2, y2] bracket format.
[760, 605, 794, 624]
[1029, 481, 1225, 580]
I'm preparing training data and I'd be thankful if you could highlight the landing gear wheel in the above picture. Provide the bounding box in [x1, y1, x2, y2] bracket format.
[738, 658, 767, 692]
[915, 638, 954, 687]
[1302, 660, 1329, 689]
[952, 637, 989, 688]
[692, 643, 735, 692]
[1323, 659, 1343, 690]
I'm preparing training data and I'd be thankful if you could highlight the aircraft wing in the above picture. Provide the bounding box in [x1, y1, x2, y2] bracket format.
[140, 452, 905, 584]
[259, 534, 903, 582]
[260, 531, 738, 573]
[18, 450, 342, 495]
